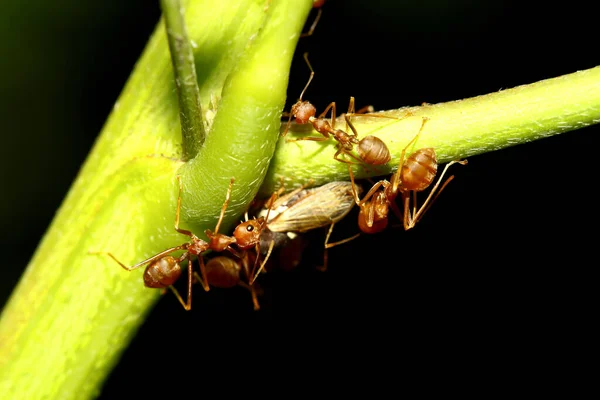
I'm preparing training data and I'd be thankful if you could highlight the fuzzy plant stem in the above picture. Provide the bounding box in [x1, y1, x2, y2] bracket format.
[260, 66, 600, 195]
[0, 0, 313, 399]
[0, 0, 598, 398]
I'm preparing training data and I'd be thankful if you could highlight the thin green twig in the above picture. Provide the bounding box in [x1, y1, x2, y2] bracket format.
[161, 0, 205, 159]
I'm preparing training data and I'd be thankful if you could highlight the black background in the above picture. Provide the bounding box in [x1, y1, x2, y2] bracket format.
[0, 0, 595, 396]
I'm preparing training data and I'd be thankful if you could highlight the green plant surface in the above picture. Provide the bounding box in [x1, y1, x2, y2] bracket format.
[162, 0, 207, 159]
[0, 0, 313, 398]
[1, 0, 599, 398]
[260, 66, 600, 195]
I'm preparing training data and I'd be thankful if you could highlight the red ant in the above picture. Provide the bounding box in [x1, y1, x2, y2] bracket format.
[203, 250, 263, 310]
[348, 117, 468, 232]
[92, 176, 267, 310]
[233, 180, 361, 280]
[281, 53, 392, 167]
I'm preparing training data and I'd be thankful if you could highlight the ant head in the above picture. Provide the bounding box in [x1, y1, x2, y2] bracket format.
[233, 217, 265, 250]
[292, 101, 316, 124]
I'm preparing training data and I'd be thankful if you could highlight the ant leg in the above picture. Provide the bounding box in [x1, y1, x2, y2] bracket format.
[391, 117, 430, 192]
[402, 192, 412, 231]
[185, 257, 195, 310]
[401, 190, 420, 230]
[334, 147, 363, 165]
[224, 245, 244, 259]
[263, 185, 285, 212]
[318, 221, 337, 271]
[238, 281, 261, 311]
[300, 8, 322, 38]
[410, 191, 418, 226]
[347, 164, 387, 206]
[324, 225, 360, 249]
[348, 96, 355, 113]
[250, 240, 274, 285]
[164, 254, 193, 311]
[411, 159, 468, 227]
[250, 287, 260, 311]
[344, 113, 359, 139]
[318, 101, 337, 128]
[286, 134, 331, 143]
[300, 52, 316, 101]
[317, 222, 360, 272]
[167, 286, 191, 311]
[281, 110, 295, 138]
[344, 96, 375, 130]
[345, 97, 356, 131]
[346, 96, 375, 116]
[347, 164, 362, 204]
[213, 178, 235, 234]
[196, 255, 210, 292]
[192, 271, 207, 287]
[366, 199, 377, 229]
[90, 245, 187, 272]
[354, 105, 375, 114]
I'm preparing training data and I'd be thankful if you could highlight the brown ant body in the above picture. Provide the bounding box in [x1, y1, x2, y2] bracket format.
[349, 117, 468, 232]
[93, 177, 267, 311]
[233, 180, 361, 280]
[204, 251, 262, 310]
[282, 53, 391, 167]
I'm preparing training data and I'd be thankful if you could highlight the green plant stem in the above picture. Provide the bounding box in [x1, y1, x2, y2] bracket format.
[178, 0, 312, 230]
[0, 0, 598, 397]
[0, 0, 313, 399]
[161, 0, 206, 159]
[259, 66, 600, 195]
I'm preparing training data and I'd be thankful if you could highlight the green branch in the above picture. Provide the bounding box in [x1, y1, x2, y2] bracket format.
[0, 0, 313, 398]
[178, 0, 312, 231]
[161, 0, 206, 159]
[260, 66, 600, 195]
[1, 0, 598, 398]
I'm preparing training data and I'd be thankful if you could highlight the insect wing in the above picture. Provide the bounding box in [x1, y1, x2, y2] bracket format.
[266, 181, 361, 233]
[258, 186, 313, 222]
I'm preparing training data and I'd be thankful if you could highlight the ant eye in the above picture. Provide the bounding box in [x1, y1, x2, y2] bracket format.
[246, 225, 254, 232]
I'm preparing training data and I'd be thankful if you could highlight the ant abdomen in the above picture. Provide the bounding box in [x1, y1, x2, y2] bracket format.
[401, 148, 438, 191]
[143, 256, 182, 289]
[205, 256, 241, 288]
[358, 135, 391, 165]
